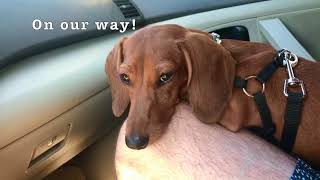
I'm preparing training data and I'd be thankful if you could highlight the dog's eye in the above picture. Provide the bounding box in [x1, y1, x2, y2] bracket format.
[159, 73, 174, 85]
[120, 73, 130, 84]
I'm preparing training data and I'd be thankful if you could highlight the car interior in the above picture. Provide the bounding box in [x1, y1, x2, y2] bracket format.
[1, 0, 319, 179]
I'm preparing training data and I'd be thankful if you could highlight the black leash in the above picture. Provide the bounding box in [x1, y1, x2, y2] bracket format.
[281, 92, 304, 152]
[280, 50, 306, 152]
[234, 49, 306, 152]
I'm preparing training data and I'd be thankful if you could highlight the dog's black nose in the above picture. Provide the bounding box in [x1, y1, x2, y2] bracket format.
[125, 135, 149, 150]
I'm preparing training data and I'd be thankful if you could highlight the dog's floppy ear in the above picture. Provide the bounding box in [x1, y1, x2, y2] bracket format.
[106, 37, 129, 117]
[177, 30, 236, 123]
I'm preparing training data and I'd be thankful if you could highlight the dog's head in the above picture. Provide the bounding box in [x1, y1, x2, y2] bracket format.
[106, 25, 236, 149]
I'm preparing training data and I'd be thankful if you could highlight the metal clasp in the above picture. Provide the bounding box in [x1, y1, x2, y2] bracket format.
[278, 49, 299, 68]
[210, 32, 222, 44]
[282, 51, 306, 97]
[283, 79, 306, 97]
[283, 50, 299, 67]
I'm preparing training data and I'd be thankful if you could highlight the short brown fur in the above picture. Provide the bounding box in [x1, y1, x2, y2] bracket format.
[106, 24, 320, 167]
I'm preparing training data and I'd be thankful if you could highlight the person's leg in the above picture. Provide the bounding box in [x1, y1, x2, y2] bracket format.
[115, 104, 296, 179]
[290, 158, 320, 180]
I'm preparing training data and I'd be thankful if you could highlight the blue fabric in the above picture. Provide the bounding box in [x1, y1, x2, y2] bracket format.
[290, 158, 320, 180]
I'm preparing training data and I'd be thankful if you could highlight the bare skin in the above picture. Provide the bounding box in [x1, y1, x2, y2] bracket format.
[115, 104, 296, 180]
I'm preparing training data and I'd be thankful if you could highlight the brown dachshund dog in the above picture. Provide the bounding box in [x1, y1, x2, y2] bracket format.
[106, 24, 320, 167]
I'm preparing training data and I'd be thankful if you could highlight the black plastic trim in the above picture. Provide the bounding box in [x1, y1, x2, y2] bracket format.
[214, 26, 250, 41]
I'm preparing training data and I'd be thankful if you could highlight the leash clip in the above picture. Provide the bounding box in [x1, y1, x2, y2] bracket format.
[282, 51, 306, 97]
